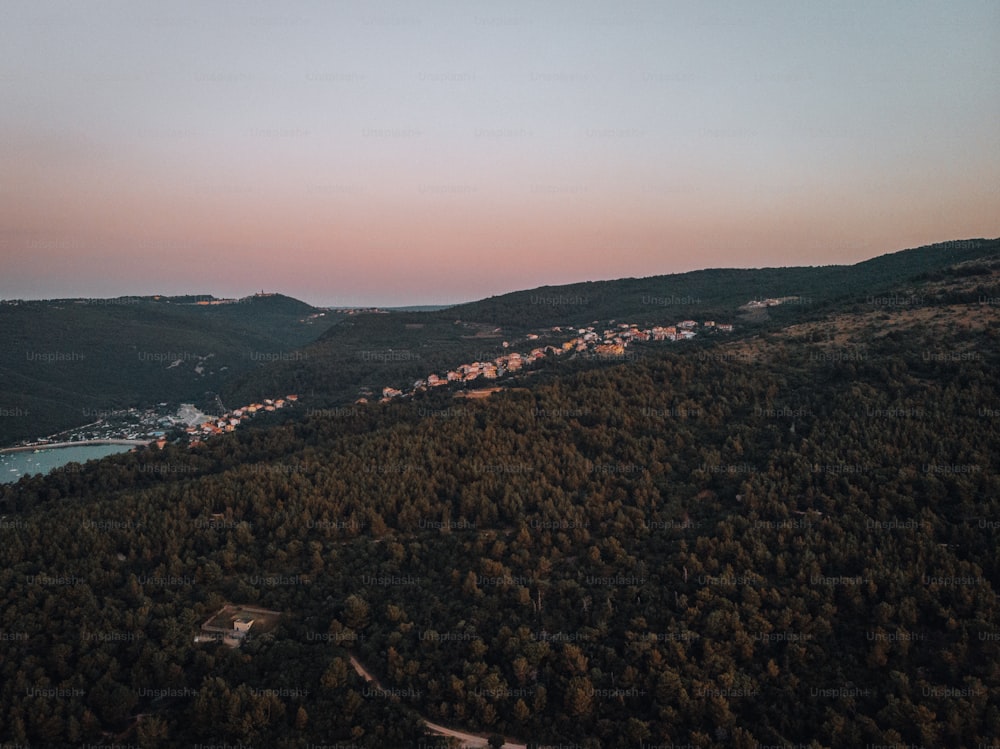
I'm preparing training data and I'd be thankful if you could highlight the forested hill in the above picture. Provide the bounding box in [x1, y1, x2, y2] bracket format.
[0, 293, 337, 444]
[221, 236, 1000, 412]
[6, 239, 997, 447]
[443, 237, 1000, 327]
[1, 265, 998, 747]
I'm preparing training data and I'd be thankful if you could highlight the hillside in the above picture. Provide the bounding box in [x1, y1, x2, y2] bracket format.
[221, 310, 537, 409]
[0, 293, 337, 445]
[224, 237, 1000, 408]
[1, 256, 998, 747]
[8, 239, 995, 446]
[442, 237, 1000, 328]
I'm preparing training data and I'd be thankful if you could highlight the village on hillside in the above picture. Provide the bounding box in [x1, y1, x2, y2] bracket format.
[365, 318, 735, 405]
[11, 395, 301, 453]
[174, 317, 736, 442]
[178, 395, 299, 449]
[19, 315, 735, 451]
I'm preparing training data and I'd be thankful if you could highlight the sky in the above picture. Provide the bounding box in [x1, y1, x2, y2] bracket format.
[2, 1, 998, 307]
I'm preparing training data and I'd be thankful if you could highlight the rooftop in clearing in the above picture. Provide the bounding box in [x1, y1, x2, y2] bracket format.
[202, 604, 282, 635]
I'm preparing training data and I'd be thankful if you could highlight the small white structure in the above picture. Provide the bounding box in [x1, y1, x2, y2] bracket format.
[233, 617, 254, 633]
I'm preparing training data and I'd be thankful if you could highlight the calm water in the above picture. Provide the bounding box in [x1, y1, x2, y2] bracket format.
[0, 444, 134, 484]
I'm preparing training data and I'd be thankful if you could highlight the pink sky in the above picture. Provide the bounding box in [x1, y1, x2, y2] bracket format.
[2, 1, 998, 306]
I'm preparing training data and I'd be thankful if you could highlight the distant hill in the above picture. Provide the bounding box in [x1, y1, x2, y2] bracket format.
[445, 238, 1000, 328]
[382, 304, 455, 312]
[6, 238, 997, 444]
[223, 237, 1000, 408]
[0, 293, 338, 444]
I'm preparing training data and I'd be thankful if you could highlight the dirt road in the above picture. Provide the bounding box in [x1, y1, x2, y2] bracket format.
[348, 655, 527, 749]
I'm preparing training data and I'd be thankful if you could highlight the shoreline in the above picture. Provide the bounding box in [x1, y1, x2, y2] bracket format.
[0, 439, 151, 455]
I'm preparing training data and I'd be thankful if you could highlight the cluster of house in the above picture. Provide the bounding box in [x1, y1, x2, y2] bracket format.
[367, 319, 733, 404]
[164, 316, 736, 435]
[742, 296, 799, 310]
[186, 292, 277, 306]
[176, 394, 298, 447]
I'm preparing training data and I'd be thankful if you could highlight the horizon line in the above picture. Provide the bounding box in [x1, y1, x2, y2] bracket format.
[2, 234, 996, 309]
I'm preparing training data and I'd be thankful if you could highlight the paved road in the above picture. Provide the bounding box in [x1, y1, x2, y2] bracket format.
[348, 655, 527, 749]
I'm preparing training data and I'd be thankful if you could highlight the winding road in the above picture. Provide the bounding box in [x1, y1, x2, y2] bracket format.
[348, 655, 528, 749]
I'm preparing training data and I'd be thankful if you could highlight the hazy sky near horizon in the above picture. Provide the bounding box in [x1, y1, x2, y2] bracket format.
[2, 1, 998, 306]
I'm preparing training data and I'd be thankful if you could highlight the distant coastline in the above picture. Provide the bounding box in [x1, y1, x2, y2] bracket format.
[0, 439, 150, 455]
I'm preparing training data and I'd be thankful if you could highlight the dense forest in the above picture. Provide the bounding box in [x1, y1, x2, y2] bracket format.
[1, 267, 999, 747]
